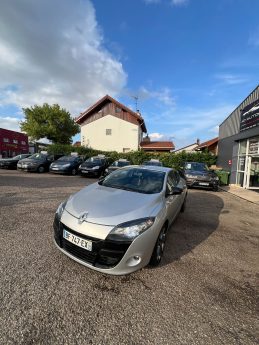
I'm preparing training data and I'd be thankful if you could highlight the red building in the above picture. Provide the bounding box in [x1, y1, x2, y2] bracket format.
[0, 128, 29, 158]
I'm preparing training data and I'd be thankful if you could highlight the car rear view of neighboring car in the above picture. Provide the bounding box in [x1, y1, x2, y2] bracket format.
[53, 165, 187, 275]
[50, 155, 83, 175]
[17, 153, 62, 173]
[184, 162, 219, 191]
[79, 155, 110, 177]
[0, 154, 31, 169]
[104, 159, 131, 176]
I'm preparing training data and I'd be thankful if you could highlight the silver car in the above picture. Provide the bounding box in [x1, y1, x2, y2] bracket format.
[53, 166, 187, 275]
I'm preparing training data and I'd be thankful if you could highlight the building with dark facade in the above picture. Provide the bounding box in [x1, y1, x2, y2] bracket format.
[217, 85, 259, 190]
[0, 128, 29, 158]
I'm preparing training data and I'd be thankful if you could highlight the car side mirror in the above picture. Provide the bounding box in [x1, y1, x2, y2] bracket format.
[98, 176, 105, 184]
[166, 187, 183, 196]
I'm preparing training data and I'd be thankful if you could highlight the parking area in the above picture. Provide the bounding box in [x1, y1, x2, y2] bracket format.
[0, 169, 258, 345]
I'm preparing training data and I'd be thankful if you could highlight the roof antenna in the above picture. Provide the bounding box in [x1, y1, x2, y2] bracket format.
[131, 95, 139, 112]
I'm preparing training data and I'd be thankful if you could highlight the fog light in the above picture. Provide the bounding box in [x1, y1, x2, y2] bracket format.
[126, 255, 142, 267]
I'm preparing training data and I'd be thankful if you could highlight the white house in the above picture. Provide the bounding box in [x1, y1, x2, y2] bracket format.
[75, 95, 147, 152]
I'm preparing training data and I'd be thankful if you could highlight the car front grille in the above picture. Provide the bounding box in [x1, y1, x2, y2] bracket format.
[58, 223, 131, 269]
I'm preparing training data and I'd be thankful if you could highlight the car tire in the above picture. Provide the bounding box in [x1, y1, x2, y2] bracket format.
[212, 185, 219, 192]
[38, 166, 45, 173]
[149, 225, 167, 266]
[71, 168, 77, 176]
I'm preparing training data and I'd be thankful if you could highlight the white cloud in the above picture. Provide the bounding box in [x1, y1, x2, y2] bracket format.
[171, 0, 189, 6]
[215, 73, 249, 85]
[0, 0, 127, 116]
[0, 116, 21, 132]
[149, 132, 164, 140]
[139, 86, 176, 107]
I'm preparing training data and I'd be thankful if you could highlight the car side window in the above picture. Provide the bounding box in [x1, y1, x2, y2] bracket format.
[166, 171, 179, 194]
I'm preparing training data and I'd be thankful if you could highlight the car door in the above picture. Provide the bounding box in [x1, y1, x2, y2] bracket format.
[165, 171, 182, 224]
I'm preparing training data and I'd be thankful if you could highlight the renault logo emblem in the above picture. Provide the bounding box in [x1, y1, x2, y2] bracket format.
[78, 212, 88, 224]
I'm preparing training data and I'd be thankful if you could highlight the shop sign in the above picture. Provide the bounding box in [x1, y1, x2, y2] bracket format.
[249, 139, 259, 154]
[240, 101, 259, 132]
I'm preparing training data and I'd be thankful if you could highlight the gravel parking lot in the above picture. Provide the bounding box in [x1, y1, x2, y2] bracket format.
[0, 169, 258, 345]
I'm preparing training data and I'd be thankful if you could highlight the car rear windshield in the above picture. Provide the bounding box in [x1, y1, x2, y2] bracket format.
[86, 158, 103, 164]
[143, 161, 162, 166]
[185, 162, 208, 171]
[101, 167, 165, 194]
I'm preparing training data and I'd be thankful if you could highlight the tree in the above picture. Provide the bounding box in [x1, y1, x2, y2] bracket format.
[21, 103, 80, 144]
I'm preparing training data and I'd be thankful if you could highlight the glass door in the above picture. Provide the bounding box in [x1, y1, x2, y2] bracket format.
[246, 156, 259, 189]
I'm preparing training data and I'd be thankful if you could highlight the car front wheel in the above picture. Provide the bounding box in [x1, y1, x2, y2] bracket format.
[71, 168, 77, 176]
[38, 166, 45, 173]
[149, 225, 167, 266]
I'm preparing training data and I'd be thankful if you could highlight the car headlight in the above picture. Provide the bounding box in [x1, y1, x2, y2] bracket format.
[55, 201, 67, 220]
[213, 176, 219, 181]
[105, 168, 108, 172]
[107, 217, 155, 241]
[79, 164, 82, 169]
[92, 166, 100, 170]
[185, 174, 193, 178]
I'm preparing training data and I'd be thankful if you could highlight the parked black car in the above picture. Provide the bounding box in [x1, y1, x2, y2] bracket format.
[0, 154, 31, 169]
[79, 155, 111, 177]
[142, 159, 163, 167]
[17, 153, 63, 173]
[183, 162, 219, 191]
[49, 155, 83, 175]
[104, 159, 131, 176]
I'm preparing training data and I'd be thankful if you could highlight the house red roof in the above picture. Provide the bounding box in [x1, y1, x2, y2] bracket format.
[75, 94, 147, 132]
[140, 141, 175, 150]
[196, 137, 218, 150]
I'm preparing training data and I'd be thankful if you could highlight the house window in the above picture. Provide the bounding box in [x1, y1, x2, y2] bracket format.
[123, 148, 131, 153]
[13, 139, 18, 144]
[3, 138, 9, 143]
[106, 129, 112, 135]
[115, 106, 121, 113]
[21, 141, 26, 145]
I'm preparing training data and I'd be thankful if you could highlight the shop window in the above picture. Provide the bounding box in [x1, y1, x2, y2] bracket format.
[106, 129, 112, 135]
[239, 140, 247, 155]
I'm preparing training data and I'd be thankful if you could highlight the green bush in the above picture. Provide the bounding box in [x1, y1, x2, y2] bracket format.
[47, 144, 217, 168]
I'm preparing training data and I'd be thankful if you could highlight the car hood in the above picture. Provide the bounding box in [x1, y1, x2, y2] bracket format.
[185, 170, 214, 177]
[81, 163, 102, 168]
[52, 161, 72, 167]
[65, 182, 162, 226]
[0, 158, 15, 163]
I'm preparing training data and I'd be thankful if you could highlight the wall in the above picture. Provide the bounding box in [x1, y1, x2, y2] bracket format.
[81, 114, 140, 152]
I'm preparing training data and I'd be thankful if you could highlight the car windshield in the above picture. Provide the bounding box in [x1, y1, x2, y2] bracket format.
[101, 167, 165, 194]
[12, 155, 24, 160]
[29, 153, 48, 160]
[111, 161, 130, 167]
[185, 162, 209, 171]
[57, 156, 76, 162]
[86, 157, 103, 164]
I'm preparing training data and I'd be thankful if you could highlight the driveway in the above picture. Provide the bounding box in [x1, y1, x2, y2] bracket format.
[0, 170, 258, 345]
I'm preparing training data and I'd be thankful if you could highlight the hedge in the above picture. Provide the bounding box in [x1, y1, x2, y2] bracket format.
[47, 144, 217, 169]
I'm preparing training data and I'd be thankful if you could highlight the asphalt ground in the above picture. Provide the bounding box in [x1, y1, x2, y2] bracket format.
[0, 169, 258, 345]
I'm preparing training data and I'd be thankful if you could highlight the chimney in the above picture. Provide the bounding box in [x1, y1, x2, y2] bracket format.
[143, 134, 150, 143]
[196, 138, 200, 145]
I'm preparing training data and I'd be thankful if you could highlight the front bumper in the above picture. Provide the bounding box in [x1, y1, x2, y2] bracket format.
[17, 165, 39, 172]
[50, 167, 71, 174]
[53, 215, 160, 275]
[186, 178, 218, 189]
[0, 163, 15, 169]
[79, 168, 101, 176]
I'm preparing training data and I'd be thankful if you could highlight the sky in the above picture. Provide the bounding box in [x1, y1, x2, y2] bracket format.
[0, 0, 258, 148]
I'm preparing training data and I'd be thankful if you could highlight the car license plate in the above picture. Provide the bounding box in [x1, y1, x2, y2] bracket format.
[199, 182, 209, 186]
[52, 167, 59, 170]
[63, 229, 92, 251]
[82, 170, 88, 173]
[23, 164, 28, 168]
[17, 164, 21, 167]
